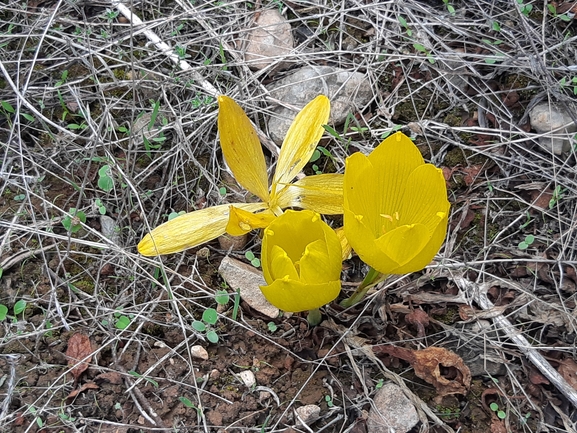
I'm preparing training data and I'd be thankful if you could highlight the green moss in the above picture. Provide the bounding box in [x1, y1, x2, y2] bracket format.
[432, 306, 460, 324]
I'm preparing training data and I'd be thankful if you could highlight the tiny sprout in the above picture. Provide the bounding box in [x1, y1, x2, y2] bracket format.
[215, 290, 229, 306]
[245, 250, 261, 267]
[267, 322, 278, 333]
[518, 235, 535, 250]
[489, 402, 507, 419]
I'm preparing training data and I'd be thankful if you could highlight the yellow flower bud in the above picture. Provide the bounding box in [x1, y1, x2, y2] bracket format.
[260, 210, 342, 312]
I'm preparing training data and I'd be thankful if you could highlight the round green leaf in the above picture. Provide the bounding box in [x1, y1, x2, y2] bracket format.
[215, 290, 229, 306]
[13, 299, 27, 316]
[115, 315, 131, 330]
[192, 320, 206, 332]
[202, 308, 218, 325]
[206, 330, 219, 343]
[489, 402, 499, 412]
[0, 304, 8, 320]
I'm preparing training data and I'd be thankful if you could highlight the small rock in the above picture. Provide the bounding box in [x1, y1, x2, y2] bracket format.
[218, 256, 279, 318]
[367, 383, 419, 433]
[100, 215, 121, 246]
[238, 370, 256, 388]
[244, 9, 293, 72]
[529, 102, 577, 155]
[295, 404, 321, 427]
[190, 345, 209, 360]
[266, 66, 372, 144]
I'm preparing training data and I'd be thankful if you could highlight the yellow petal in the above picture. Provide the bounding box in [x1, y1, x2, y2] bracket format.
[138, 202, 266, 256]
[271, 95, 330, 194]
[260, 279, 341, 312]
[218, 96, 270, 202]
[334, 226, 352, 260]
[268, 245, 299, 282]
[226, 206, 276, 236]
[276, 173, 344, 214]
[299, 239, 340, 285]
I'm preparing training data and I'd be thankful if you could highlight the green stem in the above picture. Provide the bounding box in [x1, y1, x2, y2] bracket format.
[340, 267, 386, 308]
[307, 308, 322, 326]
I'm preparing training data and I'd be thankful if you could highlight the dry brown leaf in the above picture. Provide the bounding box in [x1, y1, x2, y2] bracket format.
[373, 345, 471, 397]
[66, 382, 99, 400]
[66, 333, 93, 383]
[405, 308, 429, 338]
[557, 358, 577, 390]
[95, 371, 123, 385]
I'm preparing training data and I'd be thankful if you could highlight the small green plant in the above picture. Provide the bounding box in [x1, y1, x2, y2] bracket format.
[215, 290, 229, 306]
[179, 397, 202, 414]
[232, 288, 241, 321]
[398, 16, 412, 37]
[549, 185, 566, 209]
[492, 21, 501, 31]
[95, 199, 106, 215]
[245, 250, 260, 268]
[168, 210, 186, 221]
[375, 378, 384, 389]
[517, 0, 533, 16]
[442, 0, 455, 16]
[559, 76, 577, 95]
[413, 43, 435, 64]
[192, 308, 219, 343]
[219, 186, 227, 196]
[103, 8, 119, 22]
[129, 370, 159, 388]
[14, 300, 27, 317]
[174, 45, 190, 60]
[267, 322, 277, 333]
[62, 208, 87, 233]
[113, 309, 132, 330]
[518, 235, 535, 250]
[489, 402, 507, 419]
[0, 304, 8, 321]
[98, 165, 114, 192]
[547, 4, 572, 21]
[325, 394, 334, 408]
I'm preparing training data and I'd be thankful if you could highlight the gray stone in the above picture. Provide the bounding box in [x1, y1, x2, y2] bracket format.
[267, 66, 372, 144]
[100, 215, 121, 246]
[529, 102, 577, 155]
[295, 404, 321, 427]
[244, 9, 293, 72]
[367, 383, 419, 433]
[218, 256, 279, 318]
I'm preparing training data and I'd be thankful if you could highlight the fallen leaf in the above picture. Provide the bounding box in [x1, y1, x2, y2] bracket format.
[528, 367, 550, 385]
[557, 358, 577, 390]
[66, 333, 93, 383]
[405, 309, 430, 338]
[66, 382, 99, 400]
[373, 346, 471, 397]
[95, 371, 123, 385]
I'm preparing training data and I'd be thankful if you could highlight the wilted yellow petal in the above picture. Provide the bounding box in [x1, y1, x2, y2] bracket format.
[276, 173, 344, 214]
[226, 206, 276, 236]
[138, 202, 266, 256]
[271, 95, 330, 194]
[218, 96, 270, 202]
[260, 279, 341, 312]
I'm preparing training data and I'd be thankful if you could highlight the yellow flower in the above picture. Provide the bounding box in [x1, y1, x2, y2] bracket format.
[260, 210, 342, 312]
[138, 95, 343, 256]
[343, 132, 450, 275]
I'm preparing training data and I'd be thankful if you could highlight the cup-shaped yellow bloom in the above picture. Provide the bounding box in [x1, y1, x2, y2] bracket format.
[260, 210, 342, 312]
[138, 95, 343, 256]
[343, 132, 450, 275]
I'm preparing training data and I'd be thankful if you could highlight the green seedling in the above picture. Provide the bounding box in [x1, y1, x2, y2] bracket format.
[14, 194, 26, 201]
[14, 299, 27, 317]
[219, 186, 227, 196]
[381, 125, 403, 140]
[398, 16, 412, 37]
[28, 406, 43, 428]
[492, 21, 501, 31]
[175, 45, 190, 60]
[95, 199, 106, 215]
[215, 290, 230, 306]
[0, 304, 8, 321]
[193, 308, 219, 343]
[547, 4, 572, 21]
[112, 309, 132, 330]
[325, 394, 335, 408]
[179, 397, 202, 414]
[442, 0, 455, 15]
[171, 23, 185, 36]
[245, 250, 260, 268]
[62, 208, 87, 233]
[518, 235, 534, 250]
[559, 76, 577, 95]
[489, 402, 507, 419]
[549, 186, 566, 209]
[413, 43, 435, 64]
[375, 378, 384, 389]
[98, 165, 114, 192]
[103, 8, 119, 22]
[519, 211, 533, 229]
[517, 0, 532, 16]
[267, 322, 278, 333]
[129, 370, 159, 388]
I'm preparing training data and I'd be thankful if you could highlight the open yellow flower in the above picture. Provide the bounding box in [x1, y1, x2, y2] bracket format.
[260, 210, 342, 312]
[138, 95, 343, 256]
[343, 132, 450, 275]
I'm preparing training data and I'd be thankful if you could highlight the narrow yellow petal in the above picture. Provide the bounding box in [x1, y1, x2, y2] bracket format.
[271, 95, 330, 193]
[226, 206, 276, 236]
[138, 202, 266, 256]
[276, 173, 344, 214]
[218, 96, 270, 202]
[334, 226, 352, 260]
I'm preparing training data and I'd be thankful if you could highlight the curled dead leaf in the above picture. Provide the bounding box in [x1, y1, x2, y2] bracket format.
[405, 308, 429, 338]
[66, 382, 99, 401]
[66, 333, 93, 383]
[374, 345, 471, 397]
